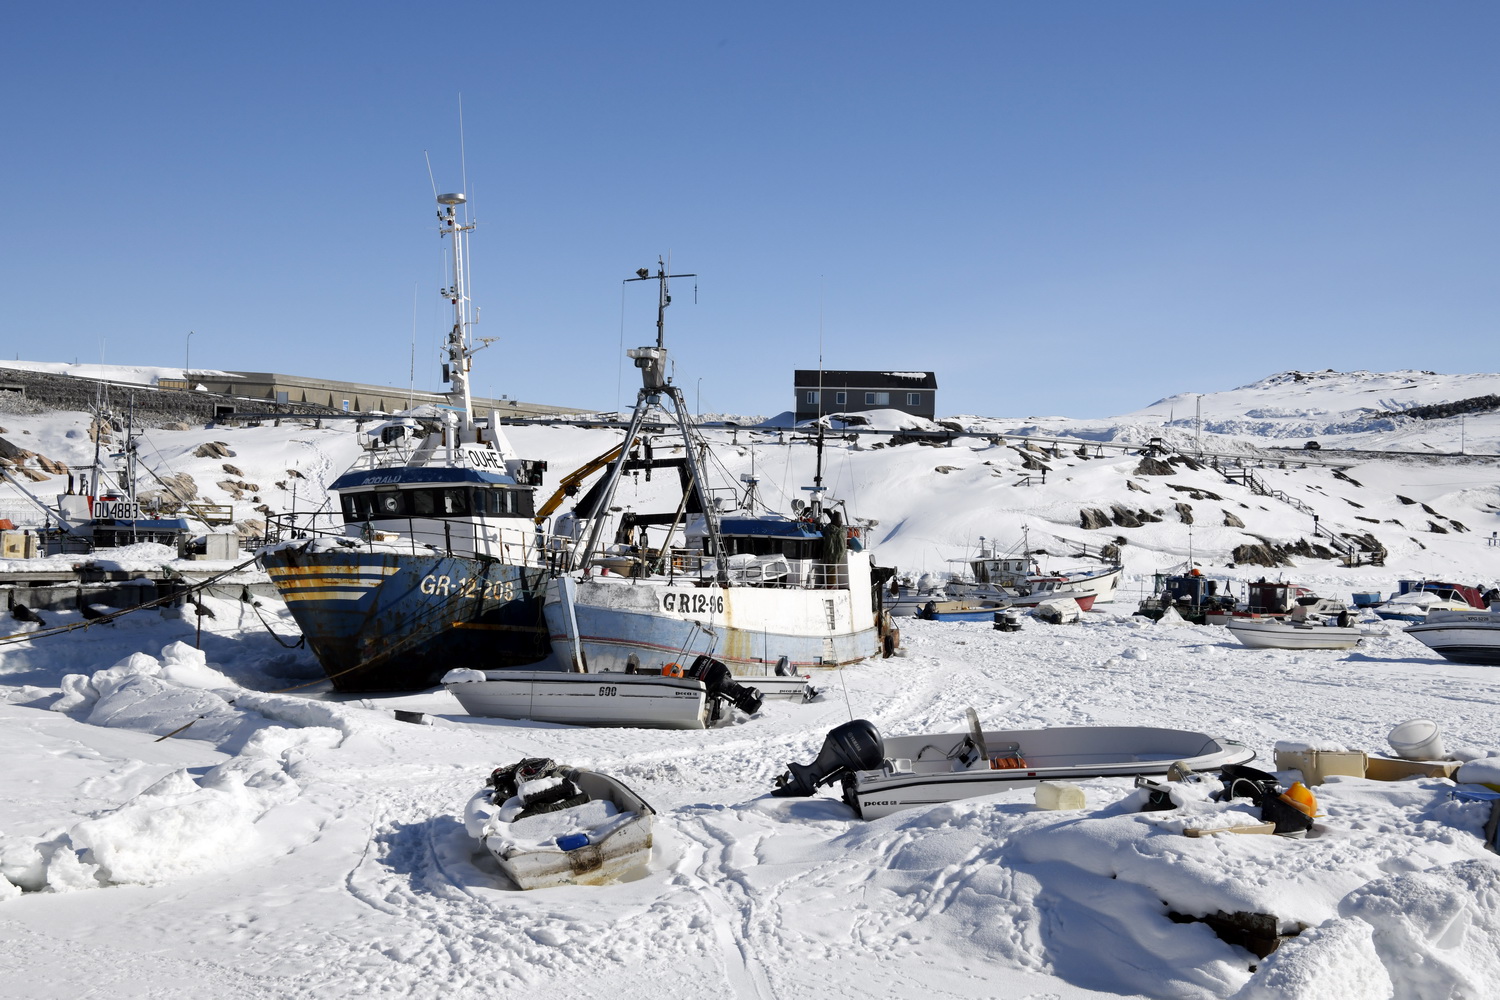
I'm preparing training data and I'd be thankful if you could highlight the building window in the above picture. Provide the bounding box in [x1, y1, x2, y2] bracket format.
[835, 391, 847, 405]
[907, 392, 921, 406]
[805, 390, 819, 405]
[865, 392, 889, 405]
[342, 399, 351, 412]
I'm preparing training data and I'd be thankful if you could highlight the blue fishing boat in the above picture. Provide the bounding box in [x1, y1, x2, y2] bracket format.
[260, 191, 549, 692]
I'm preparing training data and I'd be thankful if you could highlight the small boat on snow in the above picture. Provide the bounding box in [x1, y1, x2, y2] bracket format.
[773, 711, 1255, 819]
[1375, 589, 1476, 623]
[465, 759, 654, 889]
[1403, 607, 1500, 665]
[443, 654, 809, 729]
[916, 599, 1006, 622]
[1225, 617, 1373, 650]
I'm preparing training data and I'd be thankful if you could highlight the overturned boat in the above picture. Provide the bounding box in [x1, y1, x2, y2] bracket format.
[774, 712, 1255, 819]
[465, 759, 655, 889]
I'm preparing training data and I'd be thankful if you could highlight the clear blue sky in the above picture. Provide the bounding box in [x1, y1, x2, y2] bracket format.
[2, 3, 1496, 418]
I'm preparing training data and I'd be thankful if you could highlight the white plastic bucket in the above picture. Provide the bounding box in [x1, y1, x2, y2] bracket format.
[1034, 781, 1086, 810]
[1388, 719, 1445, 761]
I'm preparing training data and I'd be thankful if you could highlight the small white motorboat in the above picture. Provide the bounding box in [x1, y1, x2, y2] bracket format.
[1374, 590, 1474, 623]
[465, 759, 655, 889]
[1403, 607, 1500, 665]
[443, 654, 810, 730]
[773, 711, 1256, 819]
[1225, 617, 1373, 650]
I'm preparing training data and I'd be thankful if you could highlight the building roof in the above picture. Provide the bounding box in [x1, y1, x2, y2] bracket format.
[793, 370, 937, 390]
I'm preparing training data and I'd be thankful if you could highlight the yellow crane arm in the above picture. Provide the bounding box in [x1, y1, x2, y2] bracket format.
[533, 443, 626, 524]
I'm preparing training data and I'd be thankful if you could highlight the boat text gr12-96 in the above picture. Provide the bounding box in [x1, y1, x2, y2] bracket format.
[661, 592, 726, 616]
[419, 574, 518, 601]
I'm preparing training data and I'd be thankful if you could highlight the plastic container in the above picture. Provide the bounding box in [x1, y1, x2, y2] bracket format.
[1034, 781, 1085, 810]
[1352, 592, 1381, 607]
[556, 833, 591, 851]
[1388, 719, 1445, 761]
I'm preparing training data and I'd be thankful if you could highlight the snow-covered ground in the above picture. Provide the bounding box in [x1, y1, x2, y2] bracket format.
[1, 368, 1498, 999]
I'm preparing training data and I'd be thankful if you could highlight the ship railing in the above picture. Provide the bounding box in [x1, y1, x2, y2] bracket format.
[262, 511, 546, 567]
[580, 547, 853, 589]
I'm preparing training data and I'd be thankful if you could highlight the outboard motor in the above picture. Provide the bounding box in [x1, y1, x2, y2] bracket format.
[772, 719, 885, 797]
[689, 654, 764, 716]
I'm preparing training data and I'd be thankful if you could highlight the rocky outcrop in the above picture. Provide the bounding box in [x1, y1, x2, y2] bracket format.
[1175, 502, 1194, 525]
[1223, 510, 1245, 528]
[1081, 508, 1112, 530]
[1133, 457, 1174, 476]
[194, 442, 235, 459]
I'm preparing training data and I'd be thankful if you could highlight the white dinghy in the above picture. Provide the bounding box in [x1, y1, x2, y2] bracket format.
[465, 758, 655, 889]
[1225, 617, 1374, 651]
[444, 654, 811, 730]
[773, 710, 1255, 819]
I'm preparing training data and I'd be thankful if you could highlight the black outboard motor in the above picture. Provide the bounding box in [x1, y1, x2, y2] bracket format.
[689, 654, 764, 716]
[772, 719, 885, 797]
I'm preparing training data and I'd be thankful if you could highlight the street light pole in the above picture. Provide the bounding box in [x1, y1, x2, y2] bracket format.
[185, 330, 195, 375]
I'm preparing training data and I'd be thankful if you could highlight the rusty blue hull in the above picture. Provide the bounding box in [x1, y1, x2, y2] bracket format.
[260, 544, 549, 692]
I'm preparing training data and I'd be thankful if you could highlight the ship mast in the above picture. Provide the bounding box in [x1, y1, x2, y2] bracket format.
[572, 260, 728, 583]
[437, 192, 476, 432]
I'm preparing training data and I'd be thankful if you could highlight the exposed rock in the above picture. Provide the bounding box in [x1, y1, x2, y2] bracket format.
[1110, 504, 1142, 528]
[1080, 508, 1112, 530]
[36, 455, 67, 475]
[194, 442, 235, 459]
[1175, 502, 1194, 525]
[1133, 457, 1174, 476]
[222, 463, 243, 477]
[1100, 541, 1123, 562]
[1345, 498, 1363, 508]
[1232, 542, 1292, 567]
[285, 469, 304, 479]
[233, 519, 265, 538]
[1449, 519, 1468, 532]
[1223, 511, 1245, 528]
[1396, 495, 1417, 506]
[18, 467, 50, 482]
[1126, 480, 1148, 493]
[1420, 502, 1440, 516]
[933, 466, 959, 475]
[1166, 455, 1203, 471]
[1166, 482, 1223, 502]
[160, 421, 194, 431]
[1427, 521, 1449, 534]
[1332, 469, 1362, 487]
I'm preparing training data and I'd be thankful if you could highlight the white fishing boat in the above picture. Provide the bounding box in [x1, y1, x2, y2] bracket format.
[773, 712, 1255, 819]
[1403, 607, 1500, 665]
[1374, 589, 1475, 624]
[442, 653, 808, 730]
[541, 262, 884, 678]
[464, 759, 655, 889]
[1225, 617, 1372, 650]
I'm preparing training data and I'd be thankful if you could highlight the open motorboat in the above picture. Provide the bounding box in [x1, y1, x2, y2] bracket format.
[915, 599, 1006, 622]
[1403, 607, 1500, 665]
[772, 710, 1256, 819]
[1225, 617, 1373, 650]
[464, 759, 655, 889]
[1374, 590, 1475, 623]
[443, 654, 812, 730]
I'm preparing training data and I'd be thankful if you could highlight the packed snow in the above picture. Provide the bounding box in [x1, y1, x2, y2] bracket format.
[1, 368, 1498, 999]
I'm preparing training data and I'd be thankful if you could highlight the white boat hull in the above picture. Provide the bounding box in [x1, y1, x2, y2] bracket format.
[1225, 619, 1369, 650]
[447, 670, 713, 729]
[845, 725, 1255, 819]
[1404, 610, 1500, 665]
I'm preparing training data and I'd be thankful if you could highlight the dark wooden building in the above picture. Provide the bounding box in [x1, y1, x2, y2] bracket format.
[793, 370, 938, 422]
